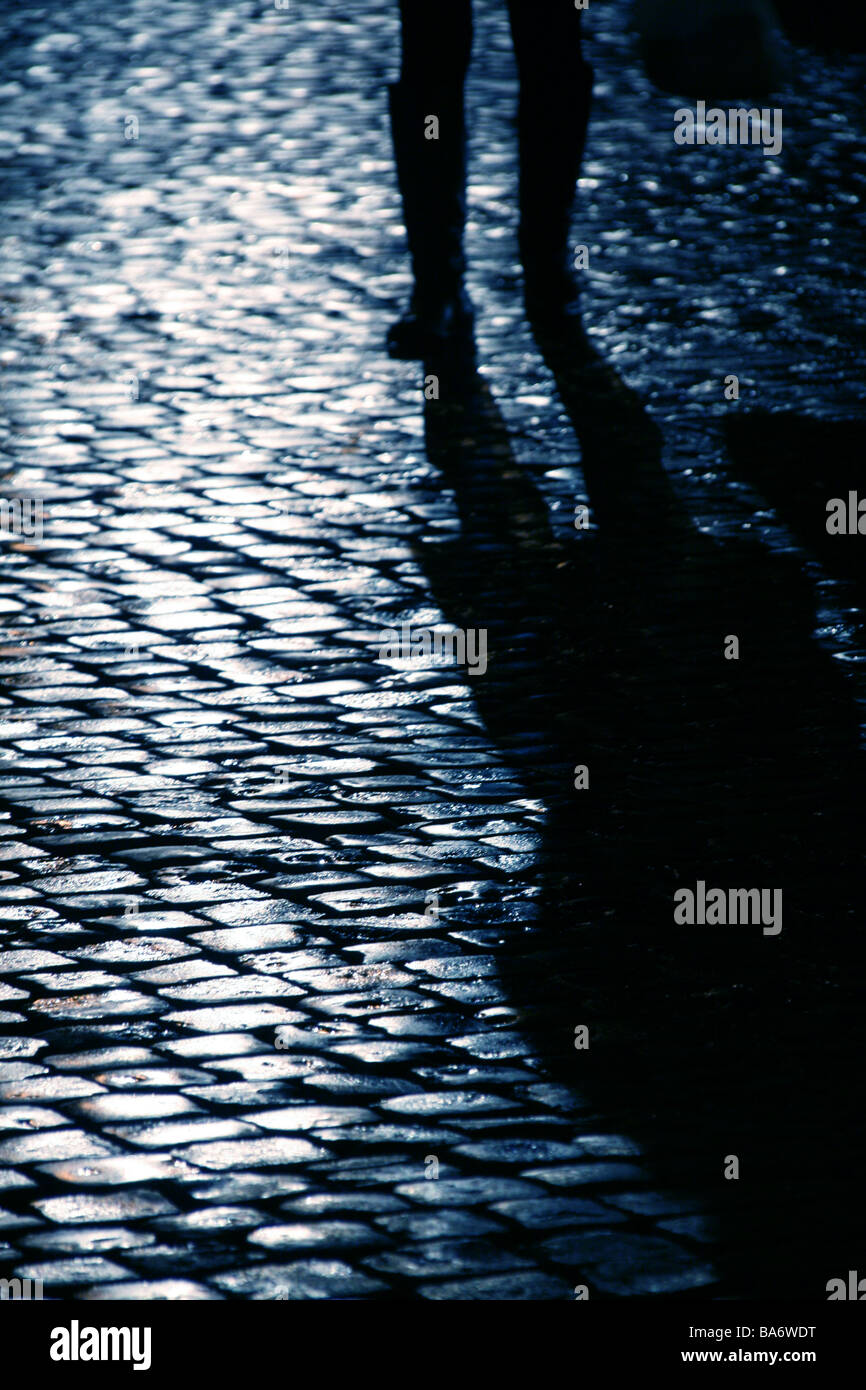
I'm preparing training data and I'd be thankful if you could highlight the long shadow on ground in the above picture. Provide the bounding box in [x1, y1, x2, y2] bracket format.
[414, 319, 865, 1297]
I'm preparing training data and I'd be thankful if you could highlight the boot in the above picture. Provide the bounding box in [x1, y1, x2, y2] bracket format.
[517, 60, 593, 324]
[386, 79, 474, 359]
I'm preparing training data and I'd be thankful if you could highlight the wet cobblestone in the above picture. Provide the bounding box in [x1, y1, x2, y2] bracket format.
[1, 0, 865, 1299]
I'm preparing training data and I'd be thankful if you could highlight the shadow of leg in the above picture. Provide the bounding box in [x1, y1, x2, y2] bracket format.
[412, 321, 866, 1295]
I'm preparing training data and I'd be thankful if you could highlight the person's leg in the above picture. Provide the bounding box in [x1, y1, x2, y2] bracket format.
[387, 1, 474, 358]
[507, 0, 593, 321]
[397, 0, 472, 88]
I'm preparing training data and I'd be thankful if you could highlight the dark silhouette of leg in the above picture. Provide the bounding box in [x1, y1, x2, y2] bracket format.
[507, 0, 592, 322]
[387, 0, 474, 358]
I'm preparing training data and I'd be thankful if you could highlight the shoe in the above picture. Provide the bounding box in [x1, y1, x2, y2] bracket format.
[522, 263, 582, 325]
[387, 286, 474, 359]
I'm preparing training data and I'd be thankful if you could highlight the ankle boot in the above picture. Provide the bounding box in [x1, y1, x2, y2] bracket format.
[386, 79, 474, 359]
[517, 61, 593, 323]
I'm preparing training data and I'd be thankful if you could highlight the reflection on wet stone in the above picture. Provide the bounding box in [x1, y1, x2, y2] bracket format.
[0, 0, 863, 1304]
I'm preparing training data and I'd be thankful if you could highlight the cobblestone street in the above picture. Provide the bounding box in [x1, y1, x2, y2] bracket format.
[1, 0, 865, 1299]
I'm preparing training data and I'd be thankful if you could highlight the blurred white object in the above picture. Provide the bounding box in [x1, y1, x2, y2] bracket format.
[636, 0, 788, 97]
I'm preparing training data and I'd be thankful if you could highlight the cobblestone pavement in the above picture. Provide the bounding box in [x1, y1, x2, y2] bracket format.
[1, 1, 865, 1299]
